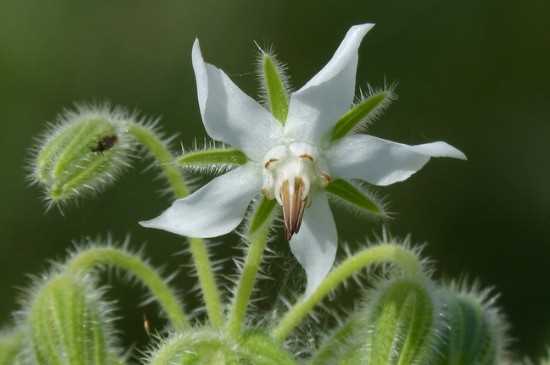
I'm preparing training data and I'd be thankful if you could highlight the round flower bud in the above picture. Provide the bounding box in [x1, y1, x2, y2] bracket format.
[313, 276, 442, 365]
[435, 282, 510, 365]
[25, 273, 120, 365]
[30, 105, 133, 207]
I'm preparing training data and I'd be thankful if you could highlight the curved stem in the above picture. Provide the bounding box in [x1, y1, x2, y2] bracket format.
[226, 198, 277, 337]
[66, 247, 189, 330]
[271, 243, 424, 342]
[127, 122, 224, 328]
[127, 123, 189, 197]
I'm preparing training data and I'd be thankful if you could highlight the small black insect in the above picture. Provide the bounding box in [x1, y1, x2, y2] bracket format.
[91, 135, 118, 153]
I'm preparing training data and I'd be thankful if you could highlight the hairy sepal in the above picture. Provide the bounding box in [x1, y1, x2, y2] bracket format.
[0, 327, 25, 365]
[330, 85, 396, 142]
[257, 47, 290, 123]
[325, 179, 388, 219]
[177, 147, 248, 173]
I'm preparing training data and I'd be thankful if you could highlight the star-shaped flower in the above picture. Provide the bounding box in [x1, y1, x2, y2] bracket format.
[140, 23, 466, 294]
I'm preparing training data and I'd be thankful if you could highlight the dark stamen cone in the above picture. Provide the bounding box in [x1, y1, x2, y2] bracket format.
[281, 178, 306, 240]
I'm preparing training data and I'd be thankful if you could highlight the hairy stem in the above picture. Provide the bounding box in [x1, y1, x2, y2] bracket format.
[66, 247, 189, 330]
[226, 198, 277, 337]
[127, 122, 224, 328]
[271, 243, 424, 342]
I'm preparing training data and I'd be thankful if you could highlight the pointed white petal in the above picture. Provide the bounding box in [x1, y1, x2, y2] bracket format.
[192, 39, 283, 160]
[327, 134, 467, 186]
[140, 163, 261, 238]
[289, 191, 338, 296]
[285, 24, 375, 144]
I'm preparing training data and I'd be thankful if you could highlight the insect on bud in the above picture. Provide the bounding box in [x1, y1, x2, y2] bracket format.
[435, 282, 510, 365]
[26, 273, 120, 365]
[30, 105, 133, 207]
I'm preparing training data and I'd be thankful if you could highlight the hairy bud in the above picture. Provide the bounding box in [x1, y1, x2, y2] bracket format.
[25, 273, 120, 365]
[0, 327, 24, 365]
[310, 275, 442, 365]
[30, 105, 133, 207]
[145, 329, 296, 365]
[435, 282, 510, 365]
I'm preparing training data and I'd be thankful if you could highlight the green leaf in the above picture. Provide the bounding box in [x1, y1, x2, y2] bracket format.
[260, 52, 289, 123]
[325, 179, 386, 217]
[330, 88, 395, 142]
[177, 148, 247, 169]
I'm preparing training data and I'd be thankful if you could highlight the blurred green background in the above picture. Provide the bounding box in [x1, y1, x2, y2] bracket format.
[1, 0, 549, 359]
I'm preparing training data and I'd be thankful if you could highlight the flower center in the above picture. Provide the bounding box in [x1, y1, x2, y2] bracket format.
[261, 142, 331, 240]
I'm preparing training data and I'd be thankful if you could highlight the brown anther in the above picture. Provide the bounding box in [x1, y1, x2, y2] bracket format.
[299, 154, 314, 161]
[281, 178, 307, 241]
[264, 158, 278, 169]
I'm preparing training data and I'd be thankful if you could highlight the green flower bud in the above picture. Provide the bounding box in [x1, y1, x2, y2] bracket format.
[25, 273, 120, 365]
[30, 105, 133, 207]
[360, 276, 442, 365]
[145, 329, 296, 365]
[312, 275, 442, 365]
[0, 327, 24, 365]
[435, 282, 510, 365]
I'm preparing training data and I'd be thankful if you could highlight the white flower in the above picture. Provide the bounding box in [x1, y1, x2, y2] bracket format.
[140, 24, 466, 294]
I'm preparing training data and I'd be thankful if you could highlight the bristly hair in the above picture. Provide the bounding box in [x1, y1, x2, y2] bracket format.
[254, 42, 292, 108]
[178, 137, 242, 176]
[351, 81, 398, 134]
[326, 180, 392, 221]
[442, 277, 513, 363]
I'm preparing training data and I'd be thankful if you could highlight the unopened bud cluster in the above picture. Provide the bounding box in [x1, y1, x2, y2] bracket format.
[30, 105, 133, 206]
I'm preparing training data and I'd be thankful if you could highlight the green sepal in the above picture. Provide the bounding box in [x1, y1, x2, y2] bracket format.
[177, 148, 248, 169]
[248, 197, 277, 235]
[26, 273, 120, 365]
[325, 179, 386, 218]
[330, 88, 395, 142]
[260, 51, 289, 123]
[435, 283, 509, 365]
[0, 327, 24, 365]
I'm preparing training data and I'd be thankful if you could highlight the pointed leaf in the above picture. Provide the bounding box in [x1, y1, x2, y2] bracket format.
[325, 179, 386, 217]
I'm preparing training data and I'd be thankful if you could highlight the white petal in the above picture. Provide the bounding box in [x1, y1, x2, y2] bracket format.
[285, 24, 375, 144]
[192, 39, 283, 161]
[327, 134, 467, 186]
[289, 191, 338, 296]
[140, 163, 262, 238]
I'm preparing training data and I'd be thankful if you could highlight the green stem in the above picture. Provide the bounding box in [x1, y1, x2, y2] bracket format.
[226, 198, 276, 337]
[65, 247, 188, 330]
[127, 122, 224, 328]
[271, 243, 423, 342]
[127, 123, 189, 197]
